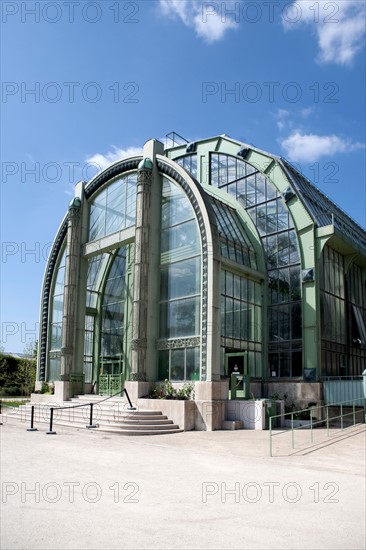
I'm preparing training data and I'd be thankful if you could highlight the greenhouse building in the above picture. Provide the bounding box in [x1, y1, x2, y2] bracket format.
[36, 134, 366, 429]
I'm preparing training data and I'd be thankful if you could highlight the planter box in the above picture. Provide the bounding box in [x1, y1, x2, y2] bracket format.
[137, 398, 196, 431]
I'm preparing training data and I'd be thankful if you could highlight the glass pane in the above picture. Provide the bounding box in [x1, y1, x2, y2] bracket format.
[278, 268, 290, 303]
[171, 349, 185, 381]
[292, 352, 302, 377]
[290, 267, 301, 300]
[278, 305, 290, 340]
[89, 189, 106, 241]
[186, 347, 200, 380]
[49, 357, 61, 381]
[50, 324, 62, 350]
[88, 173, 137, 240]
[225, 297, 234, 337]
[54, 266, 65, 295]
[160, 257, 201, 301]
[158, 350, 169, 381]
[277, 233, 290, 267]
[289, 230, 299, 264]
[52, 295, 64, 323]
[279, 352, 290, 377]
[246, 175, 256, 206]
[266, 201, 277, 234]
[100, 248, 127, 357]
[160, 297, 200, 338]
[291, 303, 302, 339]
[233, 300, 241, 339]
[277, 199, 289, 230]
[256, 173, 266, 204]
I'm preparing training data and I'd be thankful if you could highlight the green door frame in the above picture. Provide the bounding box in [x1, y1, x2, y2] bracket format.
[225, 352, 248, 375]
[99, 355, 124, 395]
[225, 351, 249, 399]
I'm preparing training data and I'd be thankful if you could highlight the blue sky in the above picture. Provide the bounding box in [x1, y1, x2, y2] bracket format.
[1, 0, 365, 352]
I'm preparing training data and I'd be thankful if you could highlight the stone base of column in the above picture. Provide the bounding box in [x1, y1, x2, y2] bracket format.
[54, 381, 71, 402]
[195, 381, 229, 401]
[193, 381, 230, 431]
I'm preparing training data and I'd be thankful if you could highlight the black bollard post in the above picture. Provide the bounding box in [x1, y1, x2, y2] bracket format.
[47, 407, 56, 434]
[124, 389, 136, 411]
[86, 403, 97, 429]
[0, 399, 2, 426]
[27, 405, 38, 432]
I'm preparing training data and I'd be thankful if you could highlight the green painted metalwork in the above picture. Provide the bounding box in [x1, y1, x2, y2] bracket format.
[109, 374, 125, 394]
[269, 399, 365, 457]
[99, 375, 109, 396]
[99, 373, 125, 396]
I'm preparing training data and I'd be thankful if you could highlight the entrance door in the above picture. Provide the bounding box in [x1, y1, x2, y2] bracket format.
[99, 356, 124, 395]
[225, 352, 248, 399]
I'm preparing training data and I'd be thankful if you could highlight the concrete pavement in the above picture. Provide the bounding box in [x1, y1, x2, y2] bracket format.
[1, 418, 365, 549]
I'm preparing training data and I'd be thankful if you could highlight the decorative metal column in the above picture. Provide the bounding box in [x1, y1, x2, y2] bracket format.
[60, 197, 82, 381]
[131, 158, 153, 380]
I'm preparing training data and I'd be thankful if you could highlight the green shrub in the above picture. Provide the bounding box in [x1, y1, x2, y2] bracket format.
[149, 380, 195, 400]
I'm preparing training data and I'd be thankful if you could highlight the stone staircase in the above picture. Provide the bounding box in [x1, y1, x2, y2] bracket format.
[1, 395, 183, 435]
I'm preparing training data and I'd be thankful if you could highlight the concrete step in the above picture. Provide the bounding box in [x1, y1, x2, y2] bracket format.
[3, 407, 170, 424]
[96, 427, 183, 436]
[1, 401, 182, 436]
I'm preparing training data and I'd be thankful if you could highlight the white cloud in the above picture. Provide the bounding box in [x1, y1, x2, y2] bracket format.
[274, 109, 292, 131]
[300, 107, 314, 118]
[158, 0, 238, 43]
[86, 146, 143, 173]
[283, 0, 365, 65]
[281, 131, 365, 162]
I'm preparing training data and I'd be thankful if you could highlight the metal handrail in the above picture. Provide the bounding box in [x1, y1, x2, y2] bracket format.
[0, 400, 37, 431]
[46, 387, 136, 434]
[269, 399, 366, 457]
[0, 386, 136, 435]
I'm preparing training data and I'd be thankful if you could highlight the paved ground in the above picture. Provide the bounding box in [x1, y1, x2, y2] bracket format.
[1, 418, 365, 550]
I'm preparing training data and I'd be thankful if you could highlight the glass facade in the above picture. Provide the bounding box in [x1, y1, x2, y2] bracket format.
[47, 248, 66, 381]
[283, 161, 366, 255]
[84, 315, 94, 383]
[210, 197, 257, 269]
[38, 137, 366, 401]
[89, 172, 137, 241]
[220, 270, 262, 377]
[210, 153, 302, 378]
[348, 263, 366, 374]
[158, 177, 201, 380]
[100, 248, 127, 359]
[86, 254, 108, 308]
[321, 245, 366, 376]
[320, 246, 346, 376]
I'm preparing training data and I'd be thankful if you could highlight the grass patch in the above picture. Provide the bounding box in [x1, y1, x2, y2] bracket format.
[0, 400, 27, 408]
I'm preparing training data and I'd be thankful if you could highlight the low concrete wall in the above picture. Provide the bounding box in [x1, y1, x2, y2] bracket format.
[194, 400, 226, 431]
[137, 398, 227, 432]
[30, 393, 60, 404]
[137, 398, 196, 431]
[265, 382, 322, 409]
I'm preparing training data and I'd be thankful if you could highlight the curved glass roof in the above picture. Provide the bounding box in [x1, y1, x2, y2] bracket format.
[208, 196, 257, 270]
[281, 160, 366, 254]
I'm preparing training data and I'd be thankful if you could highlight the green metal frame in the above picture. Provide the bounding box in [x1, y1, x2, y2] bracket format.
[226, 351, 249, 399]
[269, 398, 366, 457]
[99, 373, 125, 396]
